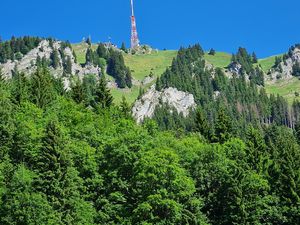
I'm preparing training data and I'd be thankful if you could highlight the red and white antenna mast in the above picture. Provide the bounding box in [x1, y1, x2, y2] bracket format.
[130, 0, 140, 49]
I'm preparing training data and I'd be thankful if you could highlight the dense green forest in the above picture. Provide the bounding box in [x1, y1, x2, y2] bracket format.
[0, 39, 300, 224]
[155, 45, 300, 135]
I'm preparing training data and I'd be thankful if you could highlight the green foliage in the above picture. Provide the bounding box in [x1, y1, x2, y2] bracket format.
[231, 47, 254, 74]
[214, 108, 233, 143]
[0, 36, 41, 63]
[50, 49, 60, 69]
[107, 50, 132, 88]
[30, 66, 55, 108]
[208, 48, 216, 56]
[0, 42, 300, 224]
[94, 76, 113, 109]
[121, 42, 127, 52]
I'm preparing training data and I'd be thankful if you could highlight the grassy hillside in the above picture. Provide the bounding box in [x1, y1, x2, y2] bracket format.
[123, 50, 177, 81]
[265, 77, 300, 104]
[73, 43, 299, 105]
[258, 54, 282, 73]
[204, 52, 232, 68]
[72, 43, 97, 64]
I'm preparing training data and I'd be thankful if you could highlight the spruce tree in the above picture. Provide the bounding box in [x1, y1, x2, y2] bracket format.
[94, 75, 113, 108]
[252, 52, 258, 63]
[215, 108, 233, 143]
[119, 96, 131, 118]
[195, 109, 211, 140]
[85, 48, 94, 65]
[96, 43, 108, 59]
[208, 48, 216, 55]
[30, 66, 55, 109]
[11, 70, 29, 105]
[64, 56, 72, 75]
[50, 49, 60, 69]
[121, 42, 127, 52]
[71, 79, 85, 104]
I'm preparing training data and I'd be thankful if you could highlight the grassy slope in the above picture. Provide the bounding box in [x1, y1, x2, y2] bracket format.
[265, 78, 300, 104]
[258, 54, 282, 73]
[123, 50, 177, 81]
[257, 54, 300, 103]
[204, 52, 232, 68]
[72, 43, 177, 104]
[73, 43, 299, 105]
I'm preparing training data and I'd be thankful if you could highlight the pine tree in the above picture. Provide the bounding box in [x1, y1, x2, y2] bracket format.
[195, 109, 211, 140]
[119, 96, 131, 118]
[215, 108, 233, 143]
[64, 56, 72, 75]
[252, 52, 258, 63]
[245, 126, 267, 173]
[86, 37, 92, 46]
[30, 66, 55, 109]
[71, 79, 85, 104]
[96, 43, 108, 59]
[121, 42, 127, 52]
[94, 76, 113, 108]
[35, 120, 96, 224]
[85, 48, 94, 65]
[11, 70, 29, 105]
[50, 49, 60, 69]
[208, 48, 216, 55]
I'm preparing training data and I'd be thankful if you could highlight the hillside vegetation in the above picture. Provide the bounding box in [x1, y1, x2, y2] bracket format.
[123, 50, 177, 81]
[73, 43, 295, 105]
[1, 43, 300, 224]
[265, 77, 300, 104]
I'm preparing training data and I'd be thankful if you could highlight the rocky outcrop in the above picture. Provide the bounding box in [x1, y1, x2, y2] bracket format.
[0, 40, 101, 83]
[267, 46, 300, 81]
[132, 85, 196, 123]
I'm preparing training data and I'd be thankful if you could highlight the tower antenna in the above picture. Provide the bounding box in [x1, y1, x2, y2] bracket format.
[130, 0, 140, 49]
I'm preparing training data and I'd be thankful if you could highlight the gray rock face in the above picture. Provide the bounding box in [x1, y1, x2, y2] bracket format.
[132, 85, 196, 123]
[227, 62, 243, 77]
[0, 40, 101, 88]
[267, 47, 300, 82]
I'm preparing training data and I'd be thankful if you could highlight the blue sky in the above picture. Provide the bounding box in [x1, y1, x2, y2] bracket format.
[1, 0, 300, 57]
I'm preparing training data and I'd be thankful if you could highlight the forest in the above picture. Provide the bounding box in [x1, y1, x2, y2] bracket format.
[0, 38, 299, 224]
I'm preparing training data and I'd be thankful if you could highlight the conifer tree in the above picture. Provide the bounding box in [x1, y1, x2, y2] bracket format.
[71, 79, 85, 104]
[85, 48, 94, 65]
[94, 75, 113, 108]
[64, 56, 72, 75]
[215, 108, 233, 143]
[11, 70, 29, 105]
[208, 48, 216, 55]
[86, 37, 92, 46]
[30, 66, 55, 108]
[252, 52, 258, 63]
[96, 43, 108, 59]
[195, 109, 211, 140]
[121, 42, 127, 52]
[119, 96, 131, 118]
[50, 49, 60, 69]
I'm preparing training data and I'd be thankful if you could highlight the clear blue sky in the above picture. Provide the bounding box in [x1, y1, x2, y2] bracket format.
[1, 0, 300, 57]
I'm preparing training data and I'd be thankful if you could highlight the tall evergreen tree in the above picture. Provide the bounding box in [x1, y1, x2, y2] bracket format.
[30, 66, 55, 109]
[50, 49, 60, 69]
[215, 108, 233, 143]
[94, 75, 113, 109]
[119, 96, 131, 118]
